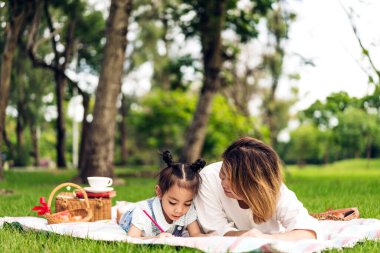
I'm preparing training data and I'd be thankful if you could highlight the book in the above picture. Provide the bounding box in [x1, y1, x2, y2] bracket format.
[76, 190, 116, 199]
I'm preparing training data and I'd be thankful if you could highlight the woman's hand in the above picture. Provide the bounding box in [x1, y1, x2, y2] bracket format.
[241, 228, 270, 239]
[158, 232, 174, 238]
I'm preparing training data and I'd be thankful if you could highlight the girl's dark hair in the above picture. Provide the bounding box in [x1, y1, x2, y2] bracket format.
[157, 150, 206, 195]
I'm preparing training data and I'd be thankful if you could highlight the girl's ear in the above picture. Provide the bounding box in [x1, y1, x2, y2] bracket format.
[155, 185, 162, 198]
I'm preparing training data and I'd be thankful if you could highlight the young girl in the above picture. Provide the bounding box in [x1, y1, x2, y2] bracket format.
[119, 151, 206, 238]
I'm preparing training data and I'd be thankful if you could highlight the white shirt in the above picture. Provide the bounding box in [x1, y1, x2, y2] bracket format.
[131, 197, 197, 237]
[194, 162, 322, 239]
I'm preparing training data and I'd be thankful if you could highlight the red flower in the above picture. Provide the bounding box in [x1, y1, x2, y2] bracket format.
[32, 197, 51, 215]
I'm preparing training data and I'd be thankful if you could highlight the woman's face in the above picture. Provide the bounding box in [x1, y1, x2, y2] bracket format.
[219, 166, 243, 200]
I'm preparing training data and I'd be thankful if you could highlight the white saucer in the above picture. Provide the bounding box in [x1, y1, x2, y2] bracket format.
[84, 187, 113, 193]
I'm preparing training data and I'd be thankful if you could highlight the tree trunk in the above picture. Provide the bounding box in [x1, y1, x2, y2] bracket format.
[55, 73, 67, 168]
[54, 20, 76, 168]
[79, 0, 133, 182]
[15, 100, 26, 166]
[30, 125, 40, 167]
[15, 55, 27, 167]
[78, 93, 90, 170]
[2, 130, 14, 161]
[0, 2, 26, 178]
[366, 137, 372, 169]
[180, 0, 227, 163]
[119, 95, 129, 165]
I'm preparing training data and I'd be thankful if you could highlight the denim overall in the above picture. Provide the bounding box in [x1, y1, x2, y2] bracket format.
[120, 198, 184, 237]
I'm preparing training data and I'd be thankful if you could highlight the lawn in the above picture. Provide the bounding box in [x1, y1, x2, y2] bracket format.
[0, 159, 379, 252]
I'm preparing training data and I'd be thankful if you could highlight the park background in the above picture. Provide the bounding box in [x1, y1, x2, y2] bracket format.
[0, 0, 380, 251]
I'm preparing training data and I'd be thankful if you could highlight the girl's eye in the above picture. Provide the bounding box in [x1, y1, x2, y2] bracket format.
[169, 201, 176, 205]
[185, 203, 191, 207]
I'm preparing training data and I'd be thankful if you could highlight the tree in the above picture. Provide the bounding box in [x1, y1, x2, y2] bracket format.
[333, 108, 379, 159]
[180, 0, 227, 162]
[179, 0, 274, 162]
[340, 2, 380, 87]
[260, 4, 296, 148]
[9, 48, 54, 166]
[78, 0, 133, 181]
[0, 0, 27, 178]
[26, 0, 105, 168]
[285, 124, 329, 165]
[298, 91, 380, 162]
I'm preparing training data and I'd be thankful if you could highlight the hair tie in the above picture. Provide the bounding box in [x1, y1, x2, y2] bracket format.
[162, 150, 174, 166]
[190, 159, 206, 172]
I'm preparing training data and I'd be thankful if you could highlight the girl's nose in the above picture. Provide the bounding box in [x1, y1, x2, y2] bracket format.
[175, 206, 183, 214]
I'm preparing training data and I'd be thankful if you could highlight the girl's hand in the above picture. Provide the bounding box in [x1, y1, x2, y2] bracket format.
[241, 228, 270, 238]
[158, 232, 174, 238]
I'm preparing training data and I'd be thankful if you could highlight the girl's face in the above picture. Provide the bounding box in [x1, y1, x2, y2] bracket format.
[219, 167, 243, 200]
[155, 184, 193, 223]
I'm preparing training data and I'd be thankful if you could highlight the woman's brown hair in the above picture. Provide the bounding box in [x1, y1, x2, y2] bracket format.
[222, 137, 283, 223]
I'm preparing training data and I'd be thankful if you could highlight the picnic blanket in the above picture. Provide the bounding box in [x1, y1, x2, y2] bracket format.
[1, 216, 379, 253]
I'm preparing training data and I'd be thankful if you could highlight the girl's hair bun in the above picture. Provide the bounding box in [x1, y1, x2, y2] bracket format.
[162, 150, 173, 166]
[190, 159, 206, 172]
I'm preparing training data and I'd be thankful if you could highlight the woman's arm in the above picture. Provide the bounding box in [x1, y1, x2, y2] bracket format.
[241, 228, 316, 240]
[276, 185, 322, 239]
[224, 230, 247, 236]
[267, 229, 316, 240]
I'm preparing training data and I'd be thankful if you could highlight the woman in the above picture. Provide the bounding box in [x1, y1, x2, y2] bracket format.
[194, 137, 321, 240]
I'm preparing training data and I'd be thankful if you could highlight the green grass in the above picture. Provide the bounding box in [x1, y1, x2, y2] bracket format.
[1, 159, 380, 252]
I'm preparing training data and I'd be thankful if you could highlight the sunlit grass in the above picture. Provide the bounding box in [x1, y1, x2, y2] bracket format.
[1, 159, 380, 252]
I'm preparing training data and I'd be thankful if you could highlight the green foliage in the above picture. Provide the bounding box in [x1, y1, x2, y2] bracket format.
[125, 90, 196, 164]
[163, 54, 198, 91]
[294, 91, 380, 163]
[122, 90, 254, 164]
[285, 124, 329, 165]
[0, 1, 6, 54]
[75, 10, 106, 73]
[301, 91, 362, 129]
[178, 0, 274, 42]
[333, 108, 380, 158]
[6, 49, 55, 165]
[363, 86, 380, 110]
[204, 95, 255, 161]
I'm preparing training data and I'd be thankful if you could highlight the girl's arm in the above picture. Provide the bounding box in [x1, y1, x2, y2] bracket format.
[128, 224, 173, 239]
[187, 220, 212, 237]
[127, 224, 143, 237]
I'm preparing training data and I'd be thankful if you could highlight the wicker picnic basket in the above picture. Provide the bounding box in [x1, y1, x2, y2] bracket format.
[45, 183, 93, 224]
[55, 190, 112, 222]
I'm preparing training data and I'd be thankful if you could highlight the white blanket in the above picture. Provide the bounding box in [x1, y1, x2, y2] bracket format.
[1, 216, 379, 253]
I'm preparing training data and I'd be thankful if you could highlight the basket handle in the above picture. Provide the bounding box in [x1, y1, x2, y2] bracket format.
[47, 182, 91, 210]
